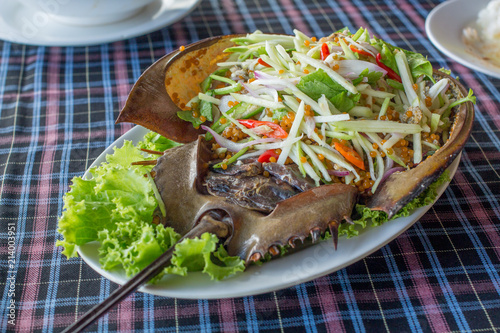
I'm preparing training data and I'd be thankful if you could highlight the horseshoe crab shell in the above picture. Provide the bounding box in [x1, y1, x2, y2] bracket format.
[116, 33, 474, 233]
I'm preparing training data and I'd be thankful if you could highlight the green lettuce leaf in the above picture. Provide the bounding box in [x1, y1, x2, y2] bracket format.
[177, 110, 204, 128]
[98, 220, 180, 276]
[199, 90, 215, 122]
[352, 68, 383, 86]
[379, 43, 399, 75]
[58, 133, 245, 282]
[297, 69, 359, 112]
[98, 222, 246, 281]
[372, 39, 433, 80]
[56, 141, 158, 258]
[330, 91, 358, 113]
[405, 51, 433, 80]
[170, 233, 245, 281]
[137, 132, 182, 152]
[203, 245, 246, 280]
[339, 170, 451, 238]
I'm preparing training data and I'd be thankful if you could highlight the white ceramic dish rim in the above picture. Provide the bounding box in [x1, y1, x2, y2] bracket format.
[425, 0, 500, 79]
[77, 125, 460, 299]
[0, 0, 201, 46]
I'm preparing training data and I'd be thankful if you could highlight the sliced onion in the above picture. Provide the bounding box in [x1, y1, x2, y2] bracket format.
[358, 42, 379, 56]
[243, 83, 279, 105]
[328, 170, 350, 177]
[428, 79, 449, 101]
[241, 82, 260, 98]
[236, 150, 264, 160]
[260, 88, 279, 103]
[254, 70, 277, 80]
[201, 125, 277, 152]
[324, 49, 343, 63]
[304, 116, 316, 137]
[337, 60, 387, 79]
[253, 71, 299, 90]
[254, 134, 303, 150]
[380, 166, 405, 185]
[219, 95, 236, 114]
[385, 156, 394, 170]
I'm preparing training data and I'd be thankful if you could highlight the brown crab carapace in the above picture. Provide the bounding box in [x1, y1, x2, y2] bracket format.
[151, 137, 357, 262]
[116, 34, 474, 262]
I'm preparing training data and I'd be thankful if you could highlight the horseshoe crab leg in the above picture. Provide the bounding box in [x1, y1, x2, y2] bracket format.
[63, 215, 230, 333]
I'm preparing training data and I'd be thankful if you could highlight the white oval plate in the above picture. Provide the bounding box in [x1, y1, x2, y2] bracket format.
[425, 0, 500, 79]
[78, 125, 459, 299]
[0, 0, 201, 47]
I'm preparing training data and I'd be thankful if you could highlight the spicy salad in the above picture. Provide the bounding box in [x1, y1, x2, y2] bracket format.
[57, 27, 474, 282]
[177, 27, 474, 195]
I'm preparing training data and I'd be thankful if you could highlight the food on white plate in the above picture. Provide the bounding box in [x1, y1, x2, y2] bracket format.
[463, 0, 500, 67]
[57, 28, 475, 282]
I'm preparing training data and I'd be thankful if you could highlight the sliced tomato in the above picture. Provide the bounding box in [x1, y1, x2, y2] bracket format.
[321, 43, 330, 61]
[258, 149, 279, 163]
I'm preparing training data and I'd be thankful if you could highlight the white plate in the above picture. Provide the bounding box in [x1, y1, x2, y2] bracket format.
[0, 0, 201, 46]
[77, 125, 460, 299]
[425, 0, 500, 79]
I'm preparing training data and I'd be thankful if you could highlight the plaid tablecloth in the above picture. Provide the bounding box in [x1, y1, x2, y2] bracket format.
[1, 0, 499, 332]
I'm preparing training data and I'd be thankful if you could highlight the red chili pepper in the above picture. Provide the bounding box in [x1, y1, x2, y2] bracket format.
[238, 119, 288, 139]
[321, 43, 330, 61]
[258, 58, 272, 67]
[257, 149, 280, 163]
[349, 44, 374, 58]
[376, 53, 402, 83]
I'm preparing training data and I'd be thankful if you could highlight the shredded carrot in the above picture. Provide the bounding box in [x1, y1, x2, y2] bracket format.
[349, 45, 373, 58]
[334, 142, 366, 170]
[258, 58, 272, 67]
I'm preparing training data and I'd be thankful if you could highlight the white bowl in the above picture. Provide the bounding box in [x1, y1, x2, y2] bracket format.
[18, 0, 156, 26]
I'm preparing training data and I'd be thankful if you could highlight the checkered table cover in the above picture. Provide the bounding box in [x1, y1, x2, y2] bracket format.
[1, 0, 499, 332]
